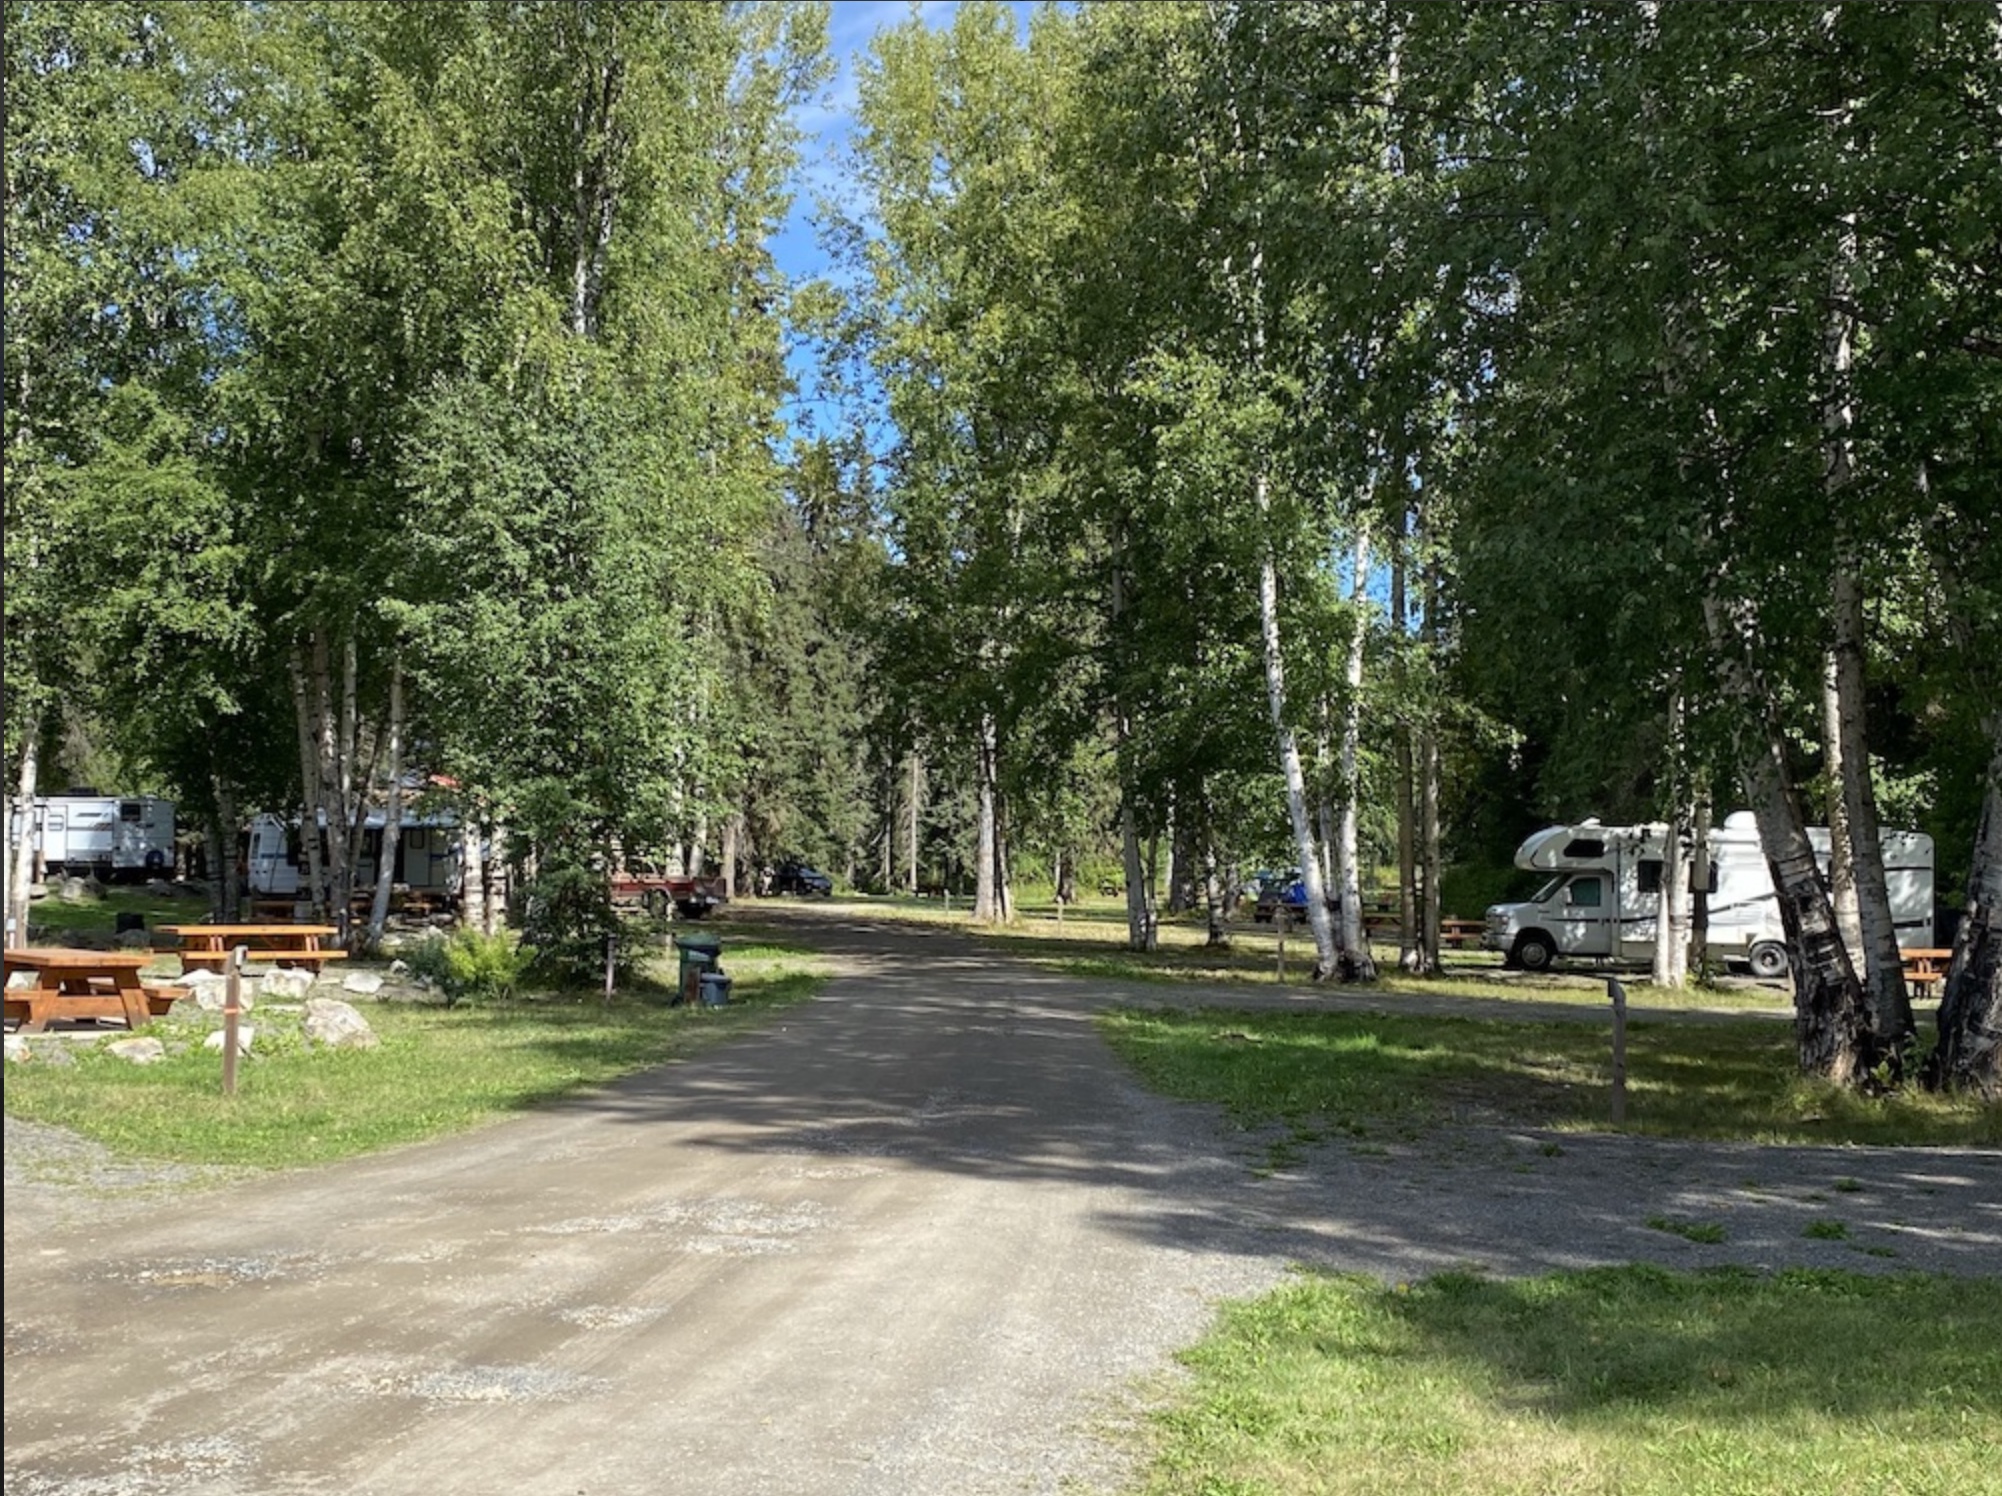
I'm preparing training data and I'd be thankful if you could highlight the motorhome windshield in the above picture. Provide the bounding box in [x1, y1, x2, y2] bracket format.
[1531, 875, 1565, 903]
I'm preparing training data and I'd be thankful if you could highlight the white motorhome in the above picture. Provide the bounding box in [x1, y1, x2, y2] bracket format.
[246, 810, 460, 900]
[1482, 813, 1935, 977]
[15, 794, 176, 881]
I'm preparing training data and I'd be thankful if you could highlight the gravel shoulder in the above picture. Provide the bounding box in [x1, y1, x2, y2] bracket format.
[7, 904, 1998, 1496]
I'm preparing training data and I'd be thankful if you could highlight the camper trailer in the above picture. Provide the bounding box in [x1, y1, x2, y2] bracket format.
[246, 810, 460, 901]
[17, 794, 176, 882]
[1482, 813, 1934, 976]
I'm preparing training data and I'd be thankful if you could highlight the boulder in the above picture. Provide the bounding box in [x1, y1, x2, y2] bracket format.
[341, 970, 385, 997]
[4, 1034, 27, 1064]
[260, 968, 315, 1001]
[106, 1036, 168, 1065]
[202, 1025, 256, 1057]
[303, 997, 378, 1050]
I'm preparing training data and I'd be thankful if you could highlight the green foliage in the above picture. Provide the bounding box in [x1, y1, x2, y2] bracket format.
[403, 927, 535, 1006]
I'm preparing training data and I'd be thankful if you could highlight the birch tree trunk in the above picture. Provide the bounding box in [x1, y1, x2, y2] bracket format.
[1654, 691, 1689, 988]
[974, 715, 1001, 923]
[6, 726, 40, 949]
[1391, 545, 1421, 973]
[1657, 810, 1690, 987]
[1822, 652, 1864, 959]
[1332, 531, 1377, 980]
[1924, 715, 2000, 1096]
[365, 658, 405, 946]
[1688, 793, 1713, 979]
[1829, 561, 1913, 1066]
[1120, 803, 1156, 952]
[484, 823, 509, 933]
[288, 649, 328, 916]
[1259, 508, 1339, 979]
[906, 754, 921, 895]
[459, 819, 485, 933]
[1705, 593, 1871, 1082]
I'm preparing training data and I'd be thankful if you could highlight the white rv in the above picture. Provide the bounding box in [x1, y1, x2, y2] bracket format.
[1482, 813, 1935, 977]
[246, 810, 460, 900]
[17, 794, 176, 881]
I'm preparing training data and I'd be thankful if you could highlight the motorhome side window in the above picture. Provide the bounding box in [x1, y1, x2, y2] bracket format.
[1563, 838, 1605, 859]
[120, 801, 143, 822]
[1638, 859, 1663, 895]
[1568, 876, 1604, 907]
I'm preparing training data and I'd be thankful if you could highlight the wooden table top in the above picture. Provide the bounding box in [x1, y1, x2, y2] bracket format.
[5, 947, 158, 969]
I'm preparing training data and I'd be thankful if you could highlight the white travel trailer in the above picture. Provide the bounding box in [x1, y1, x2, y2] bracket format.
[246, 810, 460, 900]
[16, 794, 176, 881]
[1482, 813, 1935, 977]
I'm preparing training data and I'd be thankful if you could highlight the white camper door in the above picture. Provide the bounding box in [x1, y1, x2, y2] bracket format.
[1555, 874, 1615, 957]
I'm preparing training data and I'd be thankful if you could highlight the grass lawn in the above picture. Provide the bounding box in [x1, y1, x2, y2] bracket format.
[3, 937, 828, 1170]
[963, 899, 1794, 1014]
[1136, 1265, 2002, 1496]
[1097, 1006, 2001, 1156]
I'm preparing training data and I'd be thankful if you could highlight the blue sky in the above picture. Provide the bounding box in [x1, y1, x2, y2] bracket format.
[773, 2, 1042, 439]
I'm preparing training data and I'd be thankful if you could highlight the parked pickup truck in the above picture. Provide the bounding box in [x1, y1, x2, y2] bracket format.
[610, 870, 726, 920]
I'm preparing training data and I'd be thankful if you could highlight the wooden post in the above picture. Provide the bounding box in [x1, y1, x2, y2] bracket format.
[603, 932, 616, 1006]
[1607, 976, 1628, 1123]
[222, 945, 246, 1097]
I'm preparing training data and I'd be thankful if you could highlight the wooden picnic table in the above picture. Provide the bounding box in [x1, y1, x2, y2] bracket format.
[158, 923, 348, 973]
[1903, 947, 1952, 995]
[3, 947, 160, 1031]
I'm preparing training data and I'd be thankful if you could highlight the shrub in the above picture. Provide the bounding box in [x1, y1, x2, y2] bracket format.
[405, 927, 534, 1005]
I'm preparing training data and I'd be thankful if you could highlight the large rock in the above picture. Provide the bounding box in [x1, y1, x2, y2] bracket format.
[341, 970, 385, 997]
[260, 968, 315, 1002]
[303, 997, 378, 1050]
[202, 1025, 256, 1057]
[4, 1034, 27, 1064]
[185, 971, 249, 1011]
[106, 1036, 168, 1065]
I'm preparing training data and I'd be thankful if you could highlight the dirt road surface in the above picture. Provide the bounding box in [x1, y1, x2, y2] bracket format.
[8, 906, 1998, 1496]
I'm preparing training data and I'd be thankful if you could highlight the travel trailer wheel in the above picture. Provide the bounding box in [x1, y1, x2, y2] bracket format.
[1747, 941, 1790, 980]
[1511, 930, 1557, 973]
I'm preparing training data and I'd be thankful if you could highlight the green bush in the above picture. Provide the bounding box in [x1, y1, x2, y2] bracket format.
[405, 927, 534, 1005]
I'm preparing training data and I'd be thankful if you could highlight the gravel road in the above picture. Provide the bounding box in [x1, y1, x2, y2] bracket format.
[7, 905, 1998, 1496]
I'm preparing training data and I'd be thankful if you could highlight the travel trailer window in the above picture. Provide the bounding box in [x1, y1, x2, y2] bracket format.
[1564, 838, 1606, 859]
[1638, 859, 1663, 895]
[120, 801, 144, 822]
[1566, 876, 1604, 908]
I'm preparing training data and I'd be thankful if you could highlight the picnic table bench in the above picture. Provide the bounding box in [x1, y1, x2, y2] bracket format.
[3, 948, 167, 1031]
[159, 923, 348, 973]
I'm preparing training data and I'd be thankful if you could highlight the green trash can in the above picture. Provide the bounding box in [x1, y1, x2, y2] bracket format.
[671, 932, 722, 1006]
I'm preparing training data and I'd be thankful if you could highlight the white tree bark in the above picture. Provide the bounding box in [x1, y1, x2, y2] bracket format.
[1332, 530, 1377, 980]
[288, 649, 328, 916]
[1705, 592, 1871, 1081]
[365, 658, 404, 945]
[974, 714, 1001, 923]
[459, 818, 485, 934]
[6, 726, 40, 950]
[1654, 691, 1689, 988]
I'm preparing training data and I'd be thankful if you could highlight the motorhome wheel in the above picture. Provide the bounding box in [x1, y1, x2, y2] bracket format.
[1512, 931, 1557, 972]
[1747, 941, 1789, 980]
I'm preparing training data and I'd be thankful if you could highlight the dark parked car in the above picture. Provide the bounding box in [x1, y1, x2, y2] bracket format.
[767, 861, 833, 897]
